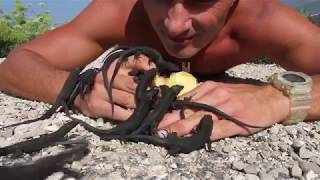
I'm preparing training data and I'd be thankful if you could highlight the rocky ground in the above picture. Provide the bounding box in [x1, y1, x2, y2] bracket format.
[1, 57, 320, 180]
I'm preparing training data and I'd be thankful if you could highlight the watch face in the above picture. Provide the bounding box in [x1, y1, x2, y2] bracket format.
[283, 74, 306, 83]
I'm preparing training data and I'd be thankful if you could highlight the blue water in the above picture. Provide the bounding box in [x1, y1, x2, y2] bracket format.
[0, 0, 319, 26]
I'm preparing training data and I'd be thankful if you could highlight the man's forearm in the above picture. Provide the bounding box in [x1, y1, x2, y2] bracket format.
[0, 48, 71, 104]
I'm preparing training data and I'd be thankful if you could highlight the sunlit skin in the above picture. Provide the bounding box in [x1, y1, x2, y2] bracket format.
[0, 0, 320, 140]
[143, 0, 232, 59]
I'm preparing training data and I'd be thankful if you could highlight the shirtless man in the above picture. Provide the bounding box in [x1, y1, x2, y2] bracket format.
[0, 0, 319, 140]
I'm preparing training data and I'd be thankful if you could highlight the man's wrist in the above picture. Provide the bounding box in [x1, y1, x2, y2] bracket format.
[264, 85, 291, 123]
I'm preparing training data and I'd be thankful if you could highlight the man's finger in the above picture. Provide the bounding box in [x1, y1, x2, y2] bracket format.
[109, 74, 137, 93]
[123, 55, 156, 70]
[110, 89, 136, 108]
[94, 83, 136, 108]
[83, 98, 133, 121]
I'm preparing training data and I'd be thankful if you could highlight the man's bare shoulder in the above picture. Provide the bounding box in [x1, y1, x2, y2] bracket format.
[227, 0, 319, 65]
[68, 0, 140, 44]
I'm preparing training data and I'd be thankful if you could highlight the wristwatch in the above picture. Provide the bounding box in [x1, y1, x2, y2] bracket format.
[268, 71, 313, 125]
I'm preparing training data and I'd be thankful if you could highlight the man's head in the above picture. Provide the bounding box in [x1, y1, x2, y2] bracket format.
[143, 0, 234, 59]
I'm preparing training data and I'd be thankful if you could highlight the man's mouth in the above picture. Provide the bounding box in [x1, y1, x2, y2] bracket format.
[167, 35, 194, 43]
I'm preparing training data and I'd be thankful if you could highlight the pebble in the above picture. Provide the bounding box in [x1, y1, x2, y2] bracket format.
[71, 161, 83, 171]
[292, 140, 305, 150]
[107, 172, 124, 180]
[299, 161, 320, 175]
[309, 157, 320, 166]
[232, 161, 247, 171]
[299, 146, 316, 159]
[304, 171, 319, 179]
[258, 172, 275, 180]
[244, 174, 260, 180]
[291, 163, 302, 177]
[232, 175, 245, 180]
[146, 149, 164, 165]
[96, 118, 105, 127]
[44, 124, 60, 132]
[268, 167, 289, 178]
[243, 165, 259, 175]
[170, 163, 178, 169]
[147, 165, 168, 178]
[223, 145, 233, 153]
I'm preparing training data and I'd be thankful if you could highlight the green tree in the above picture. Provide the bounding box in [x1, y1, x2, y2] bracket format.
[0, 0, 54, 57]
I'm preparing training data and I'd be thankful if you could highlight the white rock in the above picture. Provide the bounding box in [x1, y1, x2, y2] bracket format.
[232, 175, 245, 180]
[304, 170, 318, 180]
[44, 124, 60, 132]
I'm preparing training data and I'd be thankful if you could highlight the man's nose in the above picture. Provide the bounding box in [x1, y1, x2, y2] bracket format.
[164, 3, 192, 36]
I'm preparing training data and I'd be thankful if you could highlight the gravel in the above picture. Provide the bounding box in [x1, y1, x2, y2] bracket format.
[1, 56, 320, 180]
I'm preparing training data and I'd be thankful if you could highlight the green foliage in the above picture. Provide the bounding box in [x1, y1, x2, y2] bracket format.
[0, 0, 54, 57]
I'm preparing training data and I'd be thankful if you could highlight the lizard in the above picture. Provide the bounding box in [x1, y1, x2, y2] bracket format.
[67, 68, 100, 107]
[135, 68, 157, 104]
[68, 68, 159, 137]
[0, 121, 80, 156]
[102, 114, 213, 156]
[69, 88, 158, 137]
[171, 100, 268, 129]
[1, 68, 82, 130]
[129, 85, 184, 135]
[0, 143, 89, 180]
[100, 46, 180, 115]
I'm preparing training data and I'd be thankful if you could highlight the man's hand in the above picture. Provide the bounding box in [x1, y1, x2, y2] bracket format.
[159, 81, 291, 140]
[74, 55, 155, 121]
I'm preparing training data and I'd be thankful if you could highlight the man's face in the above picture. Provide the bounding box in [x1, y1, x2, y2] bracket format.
[143, 0, 233, 59]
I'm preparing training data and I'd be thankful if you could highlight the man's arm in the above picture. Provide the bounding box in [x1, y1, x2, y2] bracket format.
[257, 2, 320, 121]
[158, 1, 320, 140]
[234, 0, 320, 121]
[0, 0, 132, 103]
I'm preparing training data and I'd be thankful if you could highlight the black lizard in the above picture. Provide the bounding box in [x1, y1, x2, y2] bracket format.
[67, 68, 100, 106]
[129, 85, 184, 135]
[102, 115, 213, 155]
[0, 121, 79, 156]
[100, 48, 125, 115]
[69, 88, 158, 137]
[101, 46, 179, 115]
[1, 68, 82, 129]
[69, 68, 158, 137]
[135, 68, 157, 104]
[172, 100, 268, 129]
[0, 143, 89, 180]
